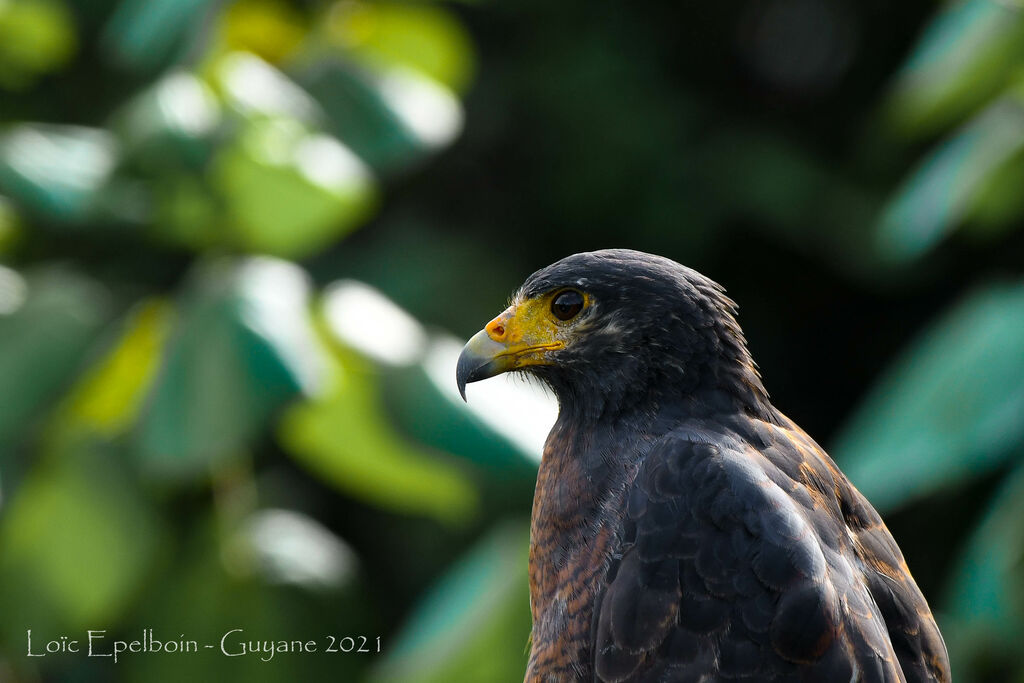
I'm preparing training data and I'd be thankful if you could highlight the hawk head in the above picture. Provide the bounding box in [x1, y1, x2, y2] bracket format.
[456, 249, 767, 420]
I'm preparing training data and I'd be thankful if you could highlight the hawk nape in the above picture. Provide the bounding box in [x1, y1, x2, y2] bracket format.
[456, 249, 949, 683]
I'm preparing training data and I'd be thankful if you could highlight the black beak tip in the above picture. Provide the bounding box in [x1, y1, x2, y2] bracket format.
[456, 350, 474, 402]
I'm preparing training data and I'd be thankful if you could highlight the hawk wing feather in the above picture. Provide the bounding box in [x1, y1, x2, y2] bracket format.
[591, 428, 950, 682]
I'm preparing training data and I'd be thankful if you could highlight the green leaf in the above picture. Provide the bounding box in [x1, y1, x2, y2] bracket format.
[278, 348, 479, 526]
[324, 1, 476, 93]
[833, 280, 1024, 510]
[136, 258, 324, 477]
[111, 71, 222, 171]
[102, 0, 214, 71]
[876, 88, 1024, 263]
[0, 266, 111, 446]
[0, 445, 164, 643]
[151, 171, 222, 250]
[942, 462, 1024, 674]
[884, 0, 1024, 137]
[387, 335, 553, 476]
[963, 144, 1024, 237]
[0, 0, 76, 89]
[0, 194, 23, 253]
[280, 284, 480, 524]
[217, 0, 307, 65]
[210, 51, 321, 123]
[52, 299, 174, 442]
[297, 59, 462, 173]
[0, 124, 118, 223]
[211, 117, 376, 258]
[369, 521, 531, 683]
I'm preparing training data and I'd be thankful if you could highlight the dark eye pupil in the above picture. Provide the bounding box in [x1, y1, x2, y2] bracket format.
[552, 290, 584, 320]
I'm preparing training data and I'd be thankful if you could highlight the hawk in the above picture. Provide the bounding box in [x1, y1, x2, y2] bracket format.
[456, 249, 950, 682]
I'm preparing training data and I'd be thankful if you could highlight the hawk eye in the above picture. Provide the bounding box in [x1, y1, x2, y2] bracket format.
[551, 290, 584, 321]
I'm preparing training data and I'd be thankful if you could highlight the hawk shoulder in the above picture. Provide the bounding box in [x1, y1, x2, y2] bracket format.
[591, 426, 949, 682]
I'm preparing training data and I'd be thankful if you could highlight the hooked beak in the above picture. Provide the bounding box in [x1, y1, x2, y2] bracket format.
[456, 329, 511, 401]
[455, 303, 565, 401]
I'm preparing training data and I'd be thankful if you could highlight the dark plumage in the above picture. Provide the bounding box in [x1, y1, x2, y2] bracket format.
[456, 249, 950, 682]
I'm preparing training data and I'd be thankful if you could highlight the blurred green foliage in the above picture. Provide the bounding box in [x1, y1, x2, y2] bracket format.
[0, 0, 1022, 682]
